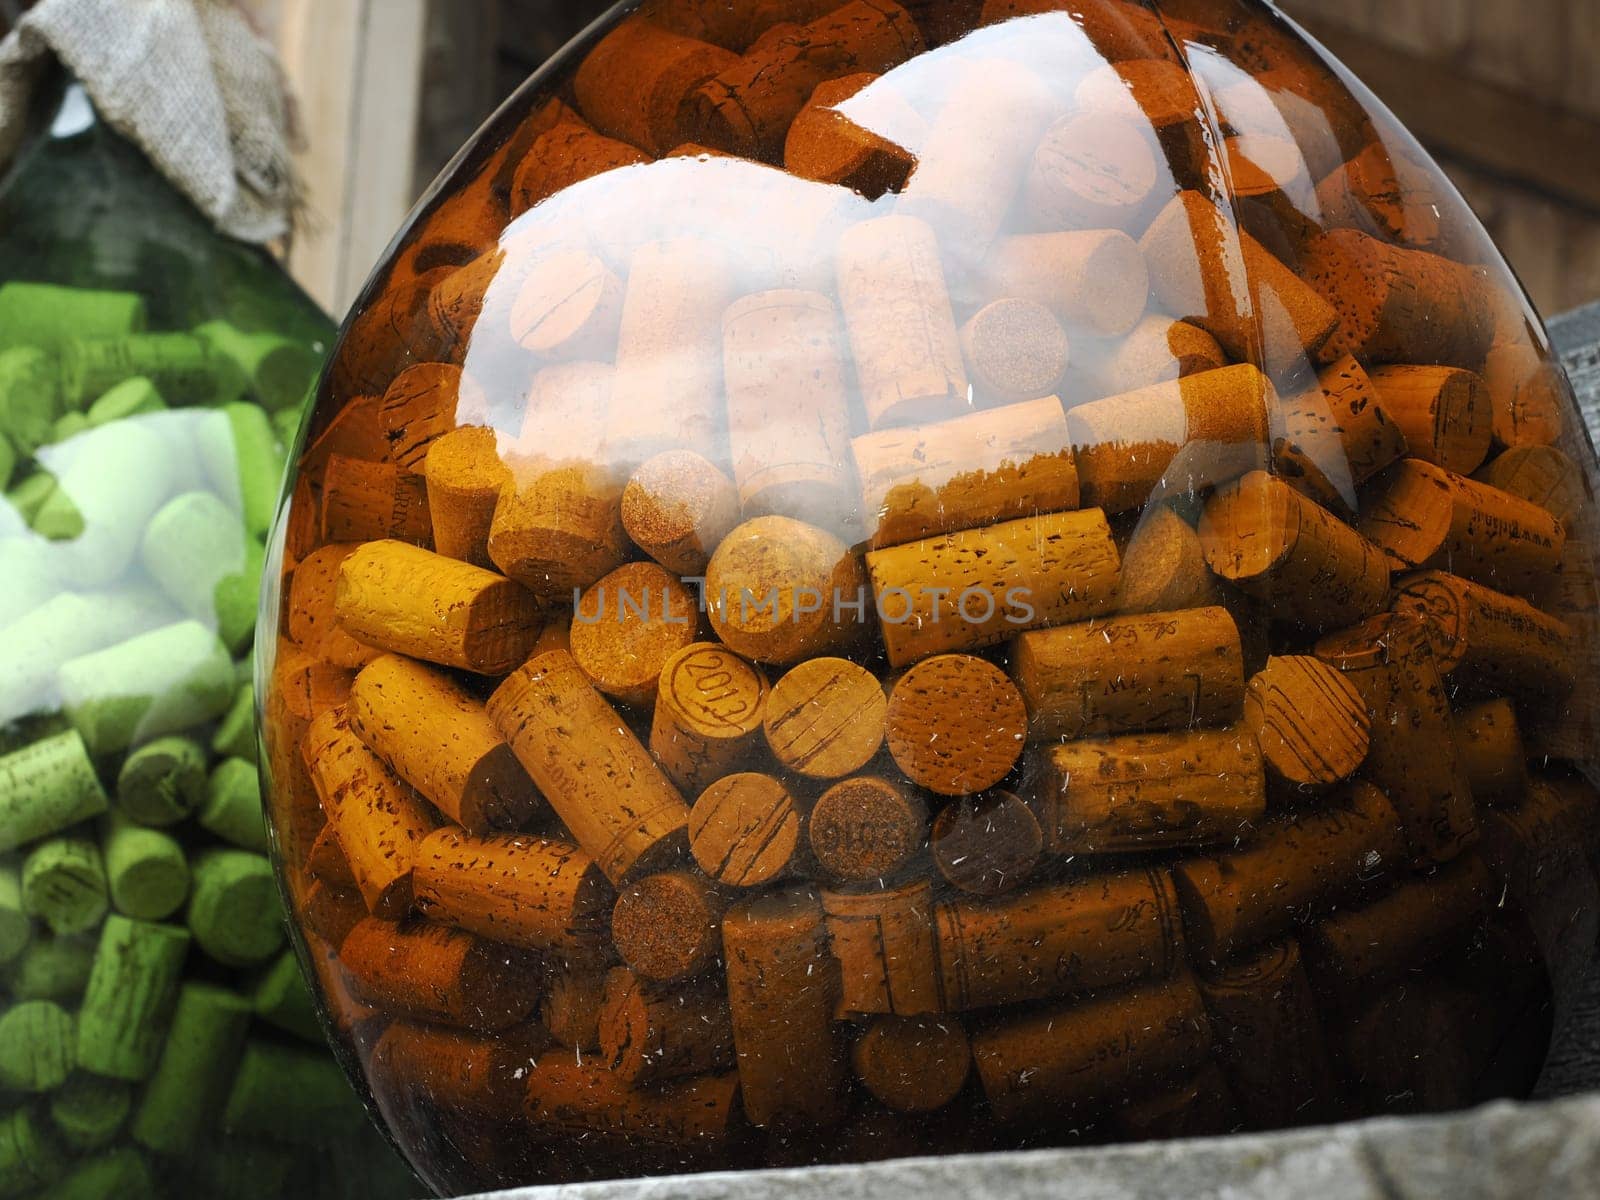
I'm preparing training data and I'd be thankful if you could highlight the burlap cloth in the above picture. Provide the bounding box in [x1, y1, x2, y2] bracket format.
[0, 0, 297, 243]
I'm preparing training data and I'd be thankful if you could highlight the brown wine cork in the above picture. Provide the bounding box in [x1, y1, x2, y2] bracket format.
[1075, 56, 1203, 128]
[957, 299, 1070, 405]
[300, 880, 367, 951]
[597, 968, 735, 1087]
[1481, 775, 1600, 931]
[852, 395, 1080, 550]
[286, 543, 381, 669]
[1225, 132, 1311, 203]
[305, 710, 439, 917]
[1067, 364, 1272, 514]
[784, 73, 917, 198]
[320, 455, 433, 547]
[1366, 365, 1492, 475]
[689, 772, 799, 887]
[980, 0, 1166, 60]
[808, 776, 927, 882]
[1117, 504, 1224, 614]
[1011, 606, 1245, 741]
[837, 214, 969, 430]
[1024, 112, 1160, 233]
[573, 16, 739, 154]
[1299, 229, 1496, 368]
[763, 657, 886, 780]
[651, 643, 770, 795]
[972, 973, 1212, 1123]
[1199, 470, 1390, 631]
[570, 562, 702, 707]
[1391, 570, 1576, 700]
[510, 115, 650, 214]
[347, 654, 539, 833]
[377, 362, 462, 470]
[1097, 315, 1230, 397]
[721, 885, 847, 1130]
[1114, 1062, 1238, 1142]
[929, 790, 1042, 897]
[1171, 781, 1408, 963]
[419, 252, 505, 359]
[306, 823, 357, 889]
[722, 289, 856, 529]
[705, 516, 866, 664]
[977, 229, 1149, 337]
[1485, 341, 1565, 449]
[524, 1053, 741, 1147]
[1243, 655, 1370, 790]
[1197, 939, 1337, 1130]
[1357, 458, 1565, 590]
[851, 1014, 970, 1113]
[867, 509, 1122, 667]
[1039, 725, 1266, 855]
[413, 828, 611, 957]
[885, 654, 1026, 795]
[540, 961, 609, 1050]
[935, 867, 1184, 1011]
[334, 540, 542, 675]
[612, 869, 723, 982]
[1473, 444, 1584, 528]
[369, 1021, 536, 1120]
[509, 248, 624, 361]
[340, 916, 541, 1031]
[1272, 354, 1408, 515]
[620, 451, 740, 577]
[1315, 141, 1442, 250]
[273, 645, 357, 723]
[1455, 698, 1529, 808]
[685, 0, 925, 160]
[424, 426, 512, 570]
[1314, 614, 1478, 865]
[488, 650, 691, 885]
[1139, 191, 1337, 376]
[822, 879, 941, 1016]
[655, 0, 844, 50]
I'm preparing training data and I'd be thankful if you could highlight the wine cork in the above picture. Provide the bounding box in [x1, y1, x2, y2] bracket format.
[20, 836, 107, 935]
[509, 247, 624, 361]
[1012, 606, 1244, 741]
[1315, 141, 1442, 249]
[1393, 570, 1575, 700]
[523, 1053, 741, 1147]
[785, 73, 916, 198]
[1299, 229, 1496, 368]
[210, 683, 256, 763]
[1200, 471, 1390, 631]
[287, 543, 378, 668]
[0, 1000, 75, 1092]
[334, 539, 542, 675]
[424, 426, 510, 570]
[822, 879, 941, 1015]
[928, 790, 1042, 897]
[1365, 365, 1492, 475]
[186, 848, 284, 968]
[221, 1041, 368, 1146]
[763, 656, 886, 780]
[1272, 354, 1408, 515]
[721, 885, 847, 1130]
[598, 968, 736, 1086]
[340, 916, 541, 1031]
[369, 1021, 534, 1122]
[488, 650, 691, 886]
[0, 1109, 64, 1197]
[251, 950, 323, 1042]
[376, 362, 461, 471]
[1024, 111, 1160, 232]
[1455, 698, 1529, 808]
[705, 516, 866, 664]
[0, 729, 110, 853]
[620, 451, 740, 577]
[1315, 614, 1479, 866]
[972, 973, 1212, 1123]
[977, 229, 1149, 338]
[809, 776, 927, 883]
[851, 1014, 970, 1113]
[510, 117, 649, 214]
[1139, 191, 1337, 376]
[1114, 1061, 1237, 1142]
[1067, 364, 1272, 514]
[885, 655, 1026, 795]
[7, 932, 96, 1005]
[867, 509, 1122, 666]
[1117, 504, 1224, 614]
[419, 250, 505, 358]
[490, 461, 628, 602]
[1225, 132, 1312, 205]
[115, 735, 206, 827]
[57, 332, 229, 408]
[837, 214, 969, 430]
[935, 866, 1183, 1010]
[686, 0, 924, 160]
[0, 281, 146, 350]
[852, 395, 1080, 550]
[722, 289, 856, 528]
[1485, 341, 1565, 449]
[197, 401, 286, 543]
[305, 710, 439, 917]
[957, 299, 1070, 405]
[413, 827, 610, 958]
[139, 490, 259, 653]
[1097, 315, 1229, 397]
[76, 915, 189, 1081]
[49, 1074, 131, 1151]
[0, 346, 64, 455]
[652, 644, 770, 796]
[319, 454, 433, 547]
[574, 16, 739, 154]
[271, 643, 354, 723]
[1198, 939, 1337, 1129]
[689, 773, 800, 887]
[655, 0, 843, 49]
[103, 813, 190, 921]
[129, 982, 252, 1155]
[1243, 655, 1371, 791]
[541, 961, 610, 1050]
[1481, 776, 1600, 942]
[0, 864, 28, 965]
[1358, 459, 1565, 591]
[612, 869, 724, 982]
[1474, 445, 1585, 528]
[570, 562, 702, 706]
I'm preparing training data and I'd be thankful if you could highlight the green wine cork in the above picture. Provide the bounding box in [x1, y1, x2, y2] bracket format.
[197, 757, 267, 852]
[5, 936, 96, 1003]
[36, 421, 174, 587]
[5, 471, 58, 525]
[21, 837, 108, 936]
[0, 864, 30, 965]
[222, 1041, 364, 1145]
[129, 981, 251, 1155]
[58, 333, 229, 408]
[195, 320, 322, 413]
[271, 404, 303, 456]
[0, 283, 146, 352]
[85, 377, 166, 427]
[234, 647, 255, 689]
[0, 1107, 65, 1198]
[186, 849, 284, 968]
[31, 486, 84, 541]
[103, 813, 190, 920]
[213, 537, 265, 655]
[48, 1074, 130, 1151]
[76, 915, 190, 1081]
[139, 490, 258, 651]
[0, 1001, 75, 1091]
[50, 412, 92, 443]
[196, 402, 285, 540]
[0, 345, 65, 455]
[0, 433, 13, 492]
[36, 1145, 157, 1200]
[252, 950, 322, 1042]
[0, 730, 109, 854]
[0, 538, 59, 632]
[115, 735, 207, 827]
[210, 684, 258, 764]
[58, 620, 235, 758]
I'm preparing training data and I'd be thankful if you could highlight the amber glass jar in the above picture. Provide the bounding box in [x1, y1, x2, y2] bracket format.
[261, 1, 1600, 1192]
